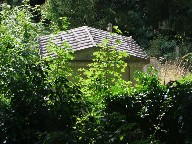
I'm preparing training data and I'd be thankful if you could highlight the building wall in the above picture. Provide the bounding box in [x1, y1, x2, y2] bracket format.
[129, 62, 148, 84]
[70, 60, 130, 81]
[70, 47, 149, 83]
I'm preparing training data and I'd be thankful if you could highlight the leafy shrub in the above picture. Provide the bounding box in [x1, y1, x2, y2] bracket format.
[105, 67, 192, 143]
[75, 38, 133, 143]
[0, 3, 85, 144]
[182, 52, 192, 71]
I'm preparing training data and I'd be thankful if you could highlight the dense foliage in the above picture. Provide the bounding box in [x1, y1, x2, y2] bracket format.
[6, 0, 192, 60]
[42, 0, 192, 59]
[0, 1, 192, 144]
[0, 3, 84, 143]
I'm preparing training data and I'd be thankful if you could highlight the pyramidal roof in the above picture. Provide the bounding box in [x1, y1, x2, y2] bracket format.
[38, 26, 148, 59]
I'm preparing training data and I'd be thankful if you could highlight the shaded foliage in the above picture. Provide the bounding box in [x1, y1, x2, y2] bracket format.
[105, 68, 192, 143]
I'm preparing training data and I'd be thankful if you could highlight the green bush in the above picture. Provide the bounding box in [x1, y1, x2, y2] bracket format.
[182, 52, 192, 71]
[0, 3, 85, 143]
[105, 67, 192, 143]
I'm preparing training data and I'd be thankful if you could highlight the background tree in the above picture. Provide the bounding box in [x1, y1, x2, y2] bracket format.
[42, 0, 192, 60]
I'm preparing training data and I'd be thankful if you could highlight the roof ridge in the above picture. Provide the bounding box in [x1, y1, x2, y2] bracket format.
[84, 26, 96, 47]
[86, 26, 133, 39]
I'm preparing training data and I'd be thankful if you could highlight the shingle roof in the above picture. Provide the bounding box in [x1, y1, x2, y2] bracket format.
[38, 26, 148, 59]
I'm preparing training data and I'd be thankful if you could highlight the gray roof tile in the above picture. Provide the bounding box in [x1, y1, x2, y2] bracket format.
[38, 26, 148, 59]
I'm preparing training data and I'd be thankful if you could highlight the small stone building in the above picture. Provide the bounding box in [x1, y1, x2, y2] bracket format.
[38, 26, 149, 82]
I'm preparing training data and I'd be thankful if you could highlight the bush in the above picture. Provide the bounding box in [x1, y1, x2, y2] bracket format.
[0, 3, 85, 143]
[182, 52, 192, 71]
[105, 67, 192, 143]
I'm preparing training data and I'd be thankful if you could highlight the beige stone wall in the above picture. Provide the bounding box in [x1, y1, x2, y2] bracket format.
[129, 62, 148, 84]
[70, 47, 149, 83]
[70, 60, 148, 84]
[70, 61, 130, 80]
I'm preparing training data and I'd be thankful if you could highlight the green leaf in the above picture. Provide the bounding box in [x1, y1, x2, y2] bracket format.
[120, 135, 124, 141]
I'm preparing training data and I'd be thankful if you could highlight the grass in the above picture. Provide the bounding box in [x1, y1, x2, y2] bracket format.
[146, 57, 191, 84]
[159, 60, 190, 84]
